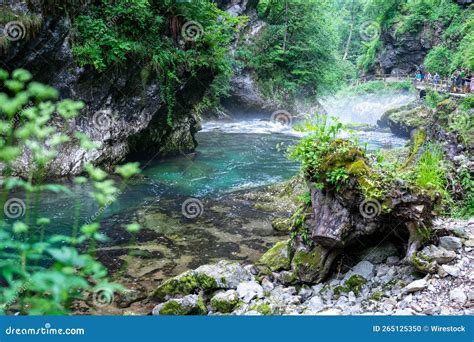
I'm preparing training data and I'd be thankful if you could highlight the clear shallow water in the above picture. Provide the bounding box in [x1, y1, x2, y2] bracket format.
[7, 117, 407, 231]
[4, 115, 409, 285]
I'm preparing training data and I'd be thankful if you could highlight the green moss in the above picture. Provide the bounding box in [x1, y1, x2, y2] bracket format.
[271, 217, 291, 232]
[210, 294, 240, 313]
[402, 129, 426, 168]
[414, 226, 432, 242]
[289, 246, 325, 283]
[291, 248, 321, 272]
[153, 272, 218, 301]
[333, 285, 348, 299]
[334, 275, 368, 298]
[159, 296, 207, 315]
[345, 275, 367, 296]
[411, 253, 437, 274]
[258, 240, 291, 272]
[319, 285, 330, 295]
[250, 303, 271, 315]
[347, 159, 370, 176]
[436, 98, 457, 123]
[370, 291, 383, 301]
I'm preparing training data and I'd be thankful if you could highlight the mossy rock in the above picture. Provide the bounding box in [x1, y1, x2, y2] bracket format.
[291, 246, 324, 283]
[153, 272, 217, 301]
[271, 217, 291, 232]
[436, 98, 457, 122]
[258, 240, 291, 272]
[344, 275, 367, 295]
[210, 290, 240, 313]
[153, 261, 252, 301]
[157, 294, 207, 315]
[249, 303, 271, 315]
[411, 253, 437, 274]
[320, 140, 365, 173]
[333, 275, 367, 299]
[370, 291, 383, 301]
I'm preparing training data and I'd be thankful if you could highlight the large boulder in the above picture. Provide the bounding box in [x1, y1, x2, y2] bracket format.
[152, 294, 207, 316]
[378, 101, 433, 138]
[152, 260, 253, 301]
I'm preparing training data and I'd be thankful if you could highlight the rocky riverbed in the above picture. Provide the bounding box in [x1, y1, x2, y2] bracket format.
[146, 218, 473, 316]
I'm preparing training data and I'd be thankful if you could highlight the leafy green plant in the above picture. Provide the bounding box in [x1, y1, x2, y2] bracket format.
[413, 143, 446, 192]
[72, 0, 245, 124]
[452, 166, 474, 218]
[424, 90, 449, 108]
[327, 168, 350, 192]
[0, 69, 140, 315]
[240, 0, 347, 101]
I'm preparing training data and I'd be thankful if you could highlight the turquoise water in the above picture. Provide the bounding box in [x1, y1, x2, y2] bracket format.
[5, 118, 407, 232]
[3, 117, 409, 282]
[142, 131, 300, 197]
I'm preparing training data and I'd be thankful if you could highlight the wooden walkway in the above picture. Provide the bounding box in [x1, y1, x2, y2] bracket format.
[351, 74, 468, 98]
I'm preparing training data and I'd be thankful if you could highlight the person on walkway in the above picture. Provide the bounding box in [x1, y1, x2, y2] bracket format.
[456, 71, 464, 93]
[451, 71, 459, 92]
[464, 69, 471, 93]
[471, 72, 474, 93]
[426, 72, 432, 84]
[433, 73, 440, 87]
[415, 71, 422, 83]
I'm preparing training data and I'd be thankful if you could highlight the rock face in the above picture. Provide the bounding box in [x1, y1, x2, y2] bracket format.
[375, 22, 444, 75]
[1, 1, 256, 177]
[377, 101, 431, 138]
[221, 70, 277, 115]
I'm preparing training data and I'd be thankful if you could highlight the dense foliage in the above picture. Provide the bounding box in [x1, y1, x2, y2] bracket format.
[335, 0, 474, 74]
[236, 0, 351, 102]
[0, 69, 141, 314]
[72, 0, 245, 122]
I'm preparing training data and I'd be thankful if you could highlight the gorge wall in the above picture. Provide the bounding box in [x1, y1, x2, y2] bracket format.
[0, 0, 258, 177]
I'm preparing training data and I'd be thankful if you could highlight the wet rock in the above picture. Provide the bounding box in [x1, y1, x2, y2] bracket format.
[153, 260, 252, 300]
[152, 294, 207, 316]
[404, 279, 428, 293]
[222, 70, 276, 115]
[439, 236, 462, 251]
[378, 103, 432, 138]
[237, 281, 264, 303]
[257, 240, 290, 273]
[210, 290, 240, 313]
[419, 245, 457, 264]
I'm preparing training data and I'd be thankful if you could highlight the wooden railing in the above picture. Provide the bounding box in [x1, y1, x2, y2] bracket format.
[349, 74, 469, 97]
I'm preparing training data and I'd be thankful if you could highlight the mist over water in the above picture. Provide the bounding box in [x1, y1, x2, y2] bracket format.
[321, 92, 416, 125]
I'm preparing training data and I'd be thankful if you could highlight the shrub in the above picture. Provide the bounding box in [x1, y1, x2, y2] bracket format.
[0, 69, 140, 314]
